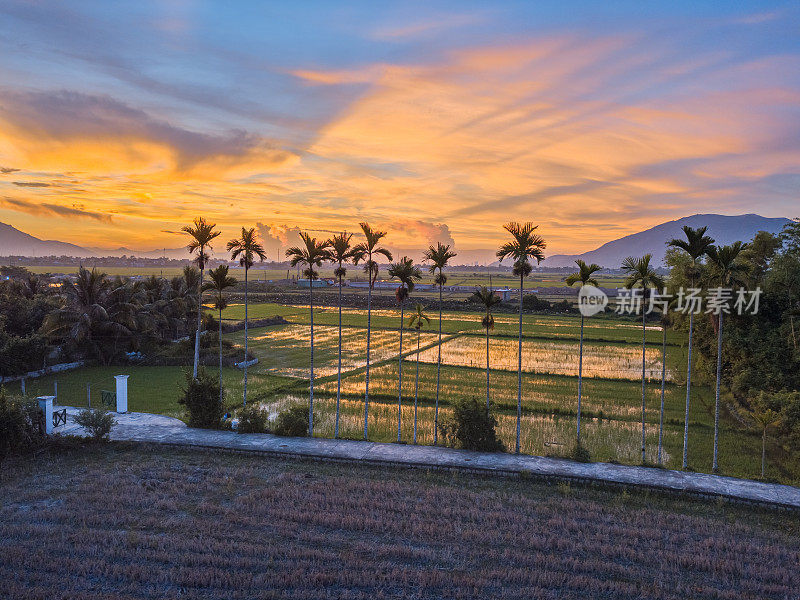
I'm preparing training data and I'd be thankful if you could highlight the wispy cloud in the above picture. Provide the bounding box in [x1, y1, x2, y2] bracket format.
[0, 197, 112, 222]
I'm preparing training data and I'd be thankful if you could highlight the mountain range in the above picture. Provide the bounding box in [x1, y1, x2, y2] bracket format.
[544, 214, 792, 268]
[0, 214, 793, 265]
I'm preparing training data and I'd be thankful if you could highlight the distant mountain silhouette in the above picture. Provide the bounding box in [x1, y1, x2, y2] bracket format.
[0, 221, 94, 257]
[545, 214, 792, 268]
[0, 222, 190, 259]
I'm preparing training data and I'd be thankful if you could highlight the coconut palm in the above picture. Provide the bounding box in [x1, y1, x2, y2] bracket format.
[706, 241, 748, 472]
[327, 232, 361, 438]
[352, 223, 393, 440]
[422, 242, 457, 445]
[407, 303, 430, 445]
[182, 217, 221, 379]
[752, 408, 780, 478]
[227, 227, 267, 407]
[203, 265, 237, 404]
[496, 222, 546, 453]
[42, 267, 128, 364]
[622, 254, 665, 464]
[565, 260, 601, 448]
[286, 232, 331, 436]
[388, 257, 422, 443]
[667, 225, 715, 468]
[471, 286, 501, 413]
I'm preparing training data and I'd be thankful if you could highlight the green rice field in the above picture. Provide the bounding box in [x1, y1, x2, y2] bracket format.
[14, 301, 796, 484]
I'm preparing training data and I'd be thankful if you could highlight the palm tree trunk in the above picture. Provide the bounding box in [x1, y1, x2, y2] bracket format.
[658, 323, 666, 465]
[683, 312, 694, 469]
[218, 307, 223, 404]
[243, 267, 248, 408]
[335, 273, 342, 439]
[712, 311, 723, 472]
[309, 279, 315, 437]
[397, 302, 404, 443]
[434, 282, 442, 445]
[577, 314, 584, 447]
[414, 328, 420, 444]
[641, 301, 647, 464]
[193, 259, 203, 379]
[516, 275, 523, 454]
[485, 324, 490, 414]
[364, 266, 372, 440]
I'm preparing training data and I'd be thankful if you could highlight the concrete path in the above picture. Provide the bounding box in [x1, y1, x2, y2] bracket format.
[56, 407, 800, 509]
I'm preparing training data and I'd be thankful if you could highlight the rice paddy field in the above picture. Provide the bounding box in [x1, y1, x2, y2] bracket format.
[2, 445, 798, 600]
[18, 301, 798, 484]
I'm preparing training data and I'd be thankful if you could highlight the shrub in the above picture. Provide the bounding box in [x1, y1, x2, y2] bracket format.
[237, 404, 269, 434]
[74, 408, 116, 441]
[570, 443, 592, 463]
[0, 389, 44, 461]
[273, 405, 309, 437]
[178, 369, 224, 429]
[438, 398, 505, 452]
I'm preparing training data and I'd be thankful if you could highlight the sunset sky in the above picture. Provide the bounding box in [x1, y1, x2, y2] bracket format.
[0, 1, 798, 261]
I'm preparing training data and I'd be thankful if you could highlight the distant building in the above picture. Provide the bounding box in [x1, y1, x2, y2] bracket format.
[296, 278, 328, 288]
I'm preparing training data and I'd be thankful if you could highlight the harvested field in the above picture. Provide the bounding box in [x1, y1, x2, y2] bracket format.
[1, 445, 797, 600]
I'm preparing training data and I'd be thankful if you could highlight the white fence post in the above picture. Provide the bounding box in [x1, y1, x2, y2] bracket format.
[115, 375, 129, 413]
[37, 396, 55, 434]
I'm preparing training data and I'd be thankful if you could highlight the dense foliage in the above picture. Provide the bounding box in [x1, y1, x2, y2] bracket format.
[0, 389, 45, 461]
[0, 265, 214, 377]
[666, 219, 800, 448]
[178, 369, 224, 429]
[438, 397, 505, 452]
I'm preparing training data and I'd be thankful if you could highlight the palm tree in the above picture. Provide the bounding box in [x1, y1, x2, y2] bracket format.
[203, 265, 237, 404]
[565, 260, 601, 448]
[388, 257, 422, 443]
[752, 408, 780, 478]
[286, 232, 331, 436]
[352, 223, 393, 440]
[227, 227, 267, 407]
[407, 303, 430, 444]
[657, 307, 671, 465]
[471, 286, 501, 413]
[706, 241, 748, 472]
[182, 217, 221, 379]
[496, 222, 546, 453]
[422, 242, 457, 444]
[327, 232, 360, 439]
[622, 254, 665, 464]
[43, 267, 128, 364]
[667, 225, 715, 468]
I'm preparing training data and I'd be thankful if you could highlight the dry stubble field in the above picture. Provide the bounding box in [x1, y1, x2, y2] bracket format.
[1, 444, 798, 600]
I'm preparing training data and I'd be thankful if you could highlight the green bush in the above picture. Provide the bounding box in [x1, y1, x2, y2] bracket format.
[274, 405, 309, 437]
[0, 389, 44, 461]
[178, 369, 224, 429]
[237, 403, 269, 434]
[438, 398, 505, 452]
[74, 408, 116, 441]
[570, 442, 592, 463]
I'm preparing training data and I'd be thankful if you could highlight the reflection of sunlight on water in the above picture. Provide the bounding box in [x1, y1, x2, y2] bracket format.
[255, 394, 673, 464]
[230, 323, 437, 377]
[416, 337, 671, 381]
